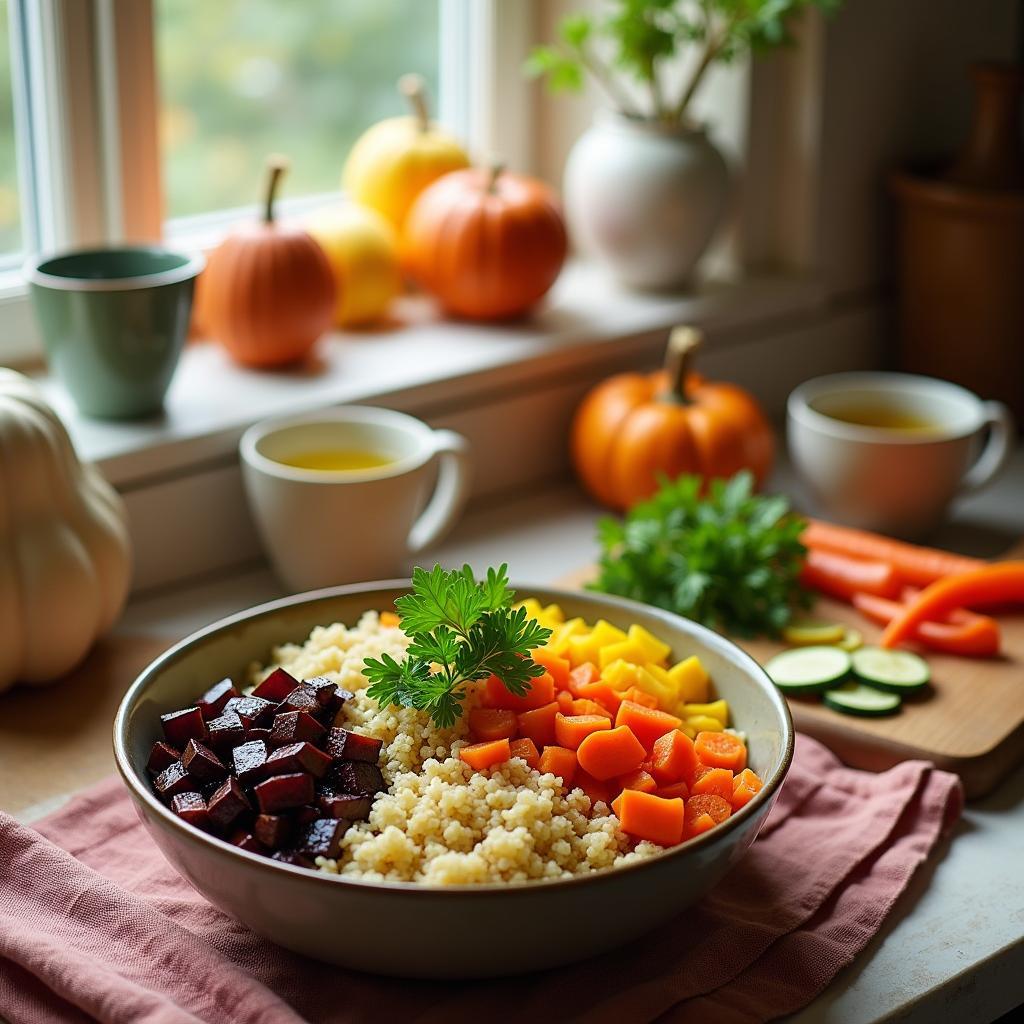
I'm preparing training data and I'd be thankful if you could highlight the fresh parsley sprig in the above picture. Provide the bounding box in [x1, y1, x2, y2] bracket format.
[363, 564, 552, 728]
[590, 472, 810, 637]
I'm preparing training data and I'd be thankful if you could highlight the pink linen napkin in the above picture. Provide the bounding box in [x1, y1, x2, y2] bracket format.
[0, 735, 962, 1024]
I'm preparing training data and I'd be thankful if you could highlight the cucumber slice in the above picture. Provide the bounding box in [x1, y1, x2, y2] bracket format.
[851, 646, 930, 693]
[837, 628, 864, 652]
[824, 681, 902, 716]
[782, 620, 847, 647]
[765, 646, 852, 694]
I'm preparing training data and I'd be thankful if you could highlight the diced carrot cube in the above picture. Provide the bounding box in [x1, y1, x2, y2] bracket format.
[532, 649, 570, 691]
[649, 729, 699, 785]
[616, 790, 685, 846]
[684, 811, 717, 839]
[572, 698, 613, 720]
[577, 725, 647, 780]
[694, 731, 747, 772]
[684, 793, 731, 838]
[731, 768, 764, 809]
[691, 766, 734, 800]
[468, 708, 518, 742]
[509, 737, 540, 770]
[621, 686, 658, 710]
[575, 768, 616, 808]
[616, 701, 683, 750]
[657, 780, 690, 800]
[556, 689, 575, 714]
[459, 738, 511, 771]
[539, 745, 578, 785]
[554, 712, 611, 750]
[485, 671, 555, 712]
[516, 701, 559, 749]
[618, 768, 657, 794]
[567, 662, 600, 695]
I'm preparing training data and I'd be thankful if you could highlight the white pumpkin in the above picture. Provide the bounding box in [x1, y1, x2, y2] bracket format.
[0, 370, 132, 690]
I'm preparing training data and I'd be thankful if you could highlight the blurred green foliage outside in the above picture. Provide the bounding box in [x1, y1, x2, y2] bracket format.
[0, 0, 20, 255]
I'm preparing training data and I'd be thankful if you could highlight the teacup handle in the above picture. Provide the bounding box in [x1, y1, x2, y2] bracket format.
[959, 401, 1016, 495]
[407, 430, 472, 554]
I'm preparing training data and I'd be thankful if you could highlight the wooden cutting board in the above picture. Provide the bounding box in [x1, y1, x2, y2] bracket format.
[558, 561, 1024, 800]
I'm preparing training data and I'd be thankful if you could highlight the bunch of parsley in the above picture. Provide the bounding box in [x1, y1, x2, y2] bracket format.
[590, 472, 810, 636]
[363, 564, 551, 728]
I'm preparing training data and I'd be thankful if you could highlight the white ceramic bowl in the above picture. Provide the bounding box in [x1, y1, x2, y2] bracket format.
[114, 582, 792, 978]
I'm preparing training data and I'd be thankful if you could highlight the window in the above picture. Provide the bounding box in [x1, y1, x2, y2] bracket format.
[155, 0, 442, 224]
[0, 0, 22, 264]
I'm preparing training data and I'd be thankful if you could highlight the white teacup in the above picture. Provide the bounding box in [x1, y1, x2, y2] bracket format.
[240, 407, 471, 591]
[787, 372, 1014, 537]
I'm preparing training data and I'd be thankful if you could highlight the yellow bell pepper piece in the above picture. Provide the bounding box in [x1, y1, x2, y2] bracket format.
[668, 655, 710, 704]
[568, 620, 627, 667]
[516, 598, 544, 621]
[627, 624, 672, 664]
[681, 699, 729, 726]
[598, 639, 648, 670]
[686, 714, 724, 733]
[633, 666, 677, 709]
[678, 723, 696, 739]
[600, 659, 641, 691]
[546, 617, 587, 658]
[645, 663, 672, 686]
[540, 603, 566, 626]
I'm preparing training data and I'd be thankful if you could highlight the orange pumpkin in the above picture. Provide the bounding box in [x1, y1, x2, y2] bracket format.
[571, 327, 775, 510]
[402, 163, 567, 320]
[201, 156, 336, 368]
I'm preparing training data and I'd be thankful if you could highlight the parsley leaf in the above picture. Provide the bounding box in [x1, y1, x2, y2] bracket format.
[363, 564, 552, 729]
[590, 471, 810, 637]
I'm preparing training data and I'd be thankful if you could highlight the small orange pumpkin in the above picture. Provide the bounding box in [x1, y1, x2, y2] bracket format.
[201, 156, 336, 368]
[571, 327, 775, 510]
[402, 163, 567, 320]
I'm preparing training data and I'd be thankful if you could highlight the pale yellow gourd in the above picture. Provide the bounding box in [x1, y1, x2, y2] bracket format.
[0, 371, 132, 690]
[342, 74, 469, 231]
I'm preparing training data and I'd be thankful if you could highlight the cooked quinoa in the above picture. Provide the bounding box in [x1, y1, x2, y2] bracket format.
[250, 611, 663, 884]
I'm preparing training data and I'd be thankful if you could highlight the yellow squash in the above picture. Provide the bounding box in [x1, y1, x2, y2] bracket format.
[342, 74, 469, 231]
[306, 204, 401, 327]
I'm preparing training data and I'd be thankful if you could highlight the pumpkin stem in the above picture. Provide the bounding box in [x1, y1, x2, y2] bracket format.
[664, 325, 703, 403]
[485, 160, 505, 194]
[399, 73, 430, 133]
[262, 154, 290, 225]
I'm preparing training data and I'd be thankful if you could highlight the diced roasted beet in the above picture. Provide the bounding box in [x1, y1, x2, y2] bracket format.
[334, 761, 386, 796]
[304, 676, 340, 709]
[264, 741, 332, 779]
[293, 805, 320, 826]
[232, 739, 269, 786]
[253, 772, 315, 813]
[170, 791, 211, 830]
[206, 710, 246, 751]
[325, 727, 383, 764]
[146, 741, 180, 775]
[246, 727, 272, 744]
[181, 740, 227, 783]
[319, 792, 371, 821]
[160, 707, 207, 748]
[254, 813, 292, 850]
[279, 684, 320, 717]
[224, 695, 277, 729]
[271, 849, 315, 869]
[229, 828, 265, 854]
[207, 776, 252, 829]
[269, 710, 325, 748]
[196, 679, 239, 720]
[154, 761, 194, 801]
[251, 666, 300, 702]
[297, 818, 346, 858]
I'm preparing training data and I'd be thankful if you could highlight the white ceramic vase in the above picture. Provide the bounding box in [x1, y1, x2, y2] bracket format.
[564, 112, 730, 291]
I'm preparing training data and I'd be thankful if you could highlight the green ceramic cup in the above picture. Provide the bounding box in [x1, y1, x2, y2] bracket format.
[25, 246, 205, 420]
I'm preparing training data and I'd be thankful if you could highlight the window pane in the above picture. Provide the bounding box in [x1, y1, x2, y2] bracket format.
[0, 0, 21, 254]
[156, 0, 441, 221]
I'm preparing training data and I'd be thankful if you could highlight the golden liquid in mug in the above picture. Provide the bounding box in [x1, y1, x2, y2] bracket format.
[276, 448, 396, 472]
[821, 402, 942, 434]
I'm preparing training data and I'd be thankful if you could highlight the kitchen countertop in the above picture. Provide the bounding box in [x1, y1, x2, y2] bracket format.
[9, 458, 1024, 1023]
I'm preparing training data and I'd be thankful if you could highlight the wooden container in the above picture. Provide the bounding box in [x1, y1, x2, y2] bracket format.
[891, 64, 1024, 422]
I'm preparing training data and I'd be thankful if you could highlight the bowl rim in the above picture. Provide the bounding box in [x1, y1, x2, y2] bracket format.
[114, 580, 794, 897]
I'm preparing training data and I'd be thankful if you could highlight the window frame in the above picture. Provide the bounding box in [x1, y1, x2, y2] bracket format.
[0, 0, 521, 365]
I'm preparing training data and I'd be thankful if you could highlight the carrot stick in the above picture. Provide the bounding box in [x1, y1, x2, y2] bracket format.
[852, 591, 1001, 657]
[802, 519, 984, 587]
[881, 562, 1024, 649]
[800, 548, 902, 602]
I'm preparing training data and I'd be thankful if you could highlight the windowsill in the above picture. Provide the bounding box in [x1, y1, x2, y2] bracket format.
[36, 262, 825, 489]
